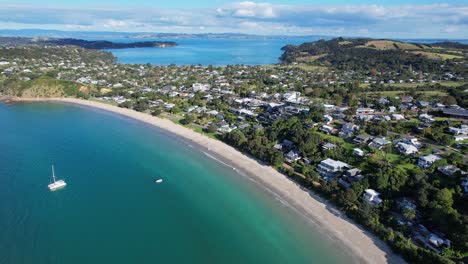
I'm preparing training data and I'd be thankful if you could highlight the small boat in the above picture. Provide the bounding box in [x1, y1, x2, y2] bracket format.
[48, 165, 67, 191]
[155, 178, 163, 184]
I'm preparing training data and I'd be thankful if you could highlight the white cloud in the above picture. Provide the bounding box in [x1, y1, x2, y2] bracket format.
[0, 2, 466, 38]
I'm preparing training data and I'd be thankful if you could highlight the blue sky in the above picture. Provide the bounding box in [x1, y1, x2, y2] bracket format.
[1, 1, 467, 38]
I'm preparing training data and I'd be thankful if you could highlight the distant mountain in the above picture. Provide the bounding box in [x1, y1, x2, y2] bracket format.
[0, 37, 177, 49]
[0, 29, 330, 40]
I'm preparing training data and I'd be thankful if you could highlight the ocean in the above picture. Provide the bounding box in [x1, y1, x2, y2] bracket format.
[99, 37, 468, 66]
[0, 102, 352, 264]
[102, 37, 317, 65]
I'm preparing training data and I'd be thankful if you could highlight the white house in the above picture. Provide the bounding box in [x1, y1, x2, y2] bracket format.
[324, 115, 333, 124]
[285, 150, 301, 163]
[321, 125, 334, 134]
[353, 148, 365, 157]
[396, 142, 419, 155]
[316, 158, 350, 180]
[448, 125, 468, 135]
[283, 92, 301, 102]
[419, 113, 435, 122]
[402, 138, 423, 148]
[454, 135, 468, 141]
[369, 137, 391, 150]
[192, 83, 210, 92]
[363, 189, 382, 206]
[418, 154, 442, 169]
[391, 114, 405, 121]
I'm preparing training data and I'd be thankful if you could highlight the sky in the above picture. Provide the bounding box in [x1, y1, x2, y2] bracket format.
[0, 0, 467, 38]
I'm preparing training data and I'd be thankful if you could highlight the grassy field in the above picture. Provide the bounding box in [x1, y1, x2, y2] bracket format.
[411, 51, 464, 60]
[365, 90, 448, 97]
[360, 81, 465, 89]
[359, 40, 428, 51]
[161, 112, 220, 140]
[281, 64, 329, 72]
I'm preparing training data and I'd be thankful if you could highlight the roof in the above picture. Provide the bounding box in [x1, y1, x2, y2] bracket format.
[420, 154, 442, 162]
[320, 158, 350, 168]
[365, 189, 380, 196]
[442, 108, 468, 117]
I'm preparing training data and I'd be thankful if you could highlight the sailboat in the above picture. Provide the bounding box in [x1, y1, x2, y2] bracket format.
[48, 165, 67, 191]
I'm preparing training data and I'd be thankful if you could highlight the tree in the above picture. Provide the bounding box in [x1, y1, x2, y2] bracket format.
[207, 124, 218, 133]
[403, 208, 416, 220]
[270, 151, 284, 167]
[151, 108, 162, 116]
[181, 114, 195, 125]
[225, 130, 247, 148]
[434, 188, 453, 208]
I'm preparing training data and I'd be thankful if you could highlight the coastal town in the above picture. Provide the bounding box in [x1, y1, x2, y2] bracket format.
[1, 40, 467, 263]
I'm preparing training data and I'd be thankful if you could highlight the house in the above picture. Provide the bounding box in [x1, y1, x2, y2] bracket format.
[321, 125, 334, 134]
[316, 158, 350, 180]
[340, 123, 359, 138]
[324, 114, 333, 124]
[454, 135, 468, 141]
[401, 96, 413, 103]
[339, 168, 364, 188]
[345, 168, 363, 179]
[353, 134, 372, 145]
[448, 125, 468, 135]
[396, 142, 419, 155]
[414, 225, 451, 253]
[285, 150, 301, 163]
[437, 165, 460, 176]
[419, 113, 435, 122]
[418, 154, 442, 169]
[441, 108, 468, 120]
[283, 92, 301, 103]
[462, 178, 468, 194]
[356, 108, 375, 115]
[417, 101, 430, 108]
[363, 189, 382, 206]
[322, 143, 337, 151]
[163, 103, 175, 110]
[391, 114, 405, 121]
[402, 138, 423, 148]
[353, 148, 365, 157]
[369, 137, 391, 150]
[282, 139, 294, 150]
[192, 83, 210, 92]
[398, 198, 417, 212]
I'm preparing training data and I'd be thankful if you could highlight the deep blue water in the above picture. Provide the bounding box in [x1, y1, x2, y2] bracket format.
[87, 37, 468, 66]
[100, 37, 318, 65]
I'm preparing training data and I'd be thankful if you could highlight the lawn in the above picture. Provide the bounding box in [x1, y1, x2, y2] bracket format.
[319, 133, 356, 150]
[365, 90, 448, 97]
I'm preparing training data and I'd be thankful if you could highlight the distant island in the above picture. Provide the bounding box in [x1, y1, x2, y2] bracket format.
[0, 37, 177, 49]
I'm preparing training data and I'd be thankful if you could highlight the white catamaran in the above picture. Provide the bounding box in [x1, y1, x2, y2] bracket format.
[48, 165, 67, 191]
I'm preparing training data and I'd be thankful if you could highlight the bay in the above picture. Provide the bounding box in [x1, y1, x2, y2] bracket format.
[0, 102, 352, 264]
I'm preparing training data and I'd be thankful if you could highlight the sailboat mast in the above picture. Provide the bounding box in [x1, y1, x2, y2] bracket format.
[51, 165, 56, 183]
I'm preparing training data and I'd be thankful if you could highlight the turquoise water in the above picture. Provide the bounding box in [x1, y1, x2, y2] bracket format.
[0, 102, 352, 264]
[103, 38, 316, 65]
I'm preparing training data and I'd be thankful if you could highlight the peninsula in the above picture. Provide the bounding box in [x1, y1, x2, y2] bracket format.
[0, 37, 177, 49]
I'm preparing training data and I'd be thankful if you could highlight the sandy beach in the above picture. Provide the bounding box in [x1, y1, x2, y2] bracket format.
[14, 97, 405, 264]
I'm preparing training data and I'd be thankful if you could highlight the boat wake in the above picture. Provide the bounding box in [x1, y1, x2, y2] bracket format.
[201, 151, 237, 171]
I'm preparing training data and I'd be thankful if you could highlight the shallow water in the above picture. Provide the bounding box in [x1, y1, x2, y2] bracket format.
[0, 102, 353, 264]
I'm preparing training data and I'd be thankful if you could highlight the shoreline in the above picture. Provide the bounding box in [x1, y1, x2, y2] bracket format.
[11, 97, 405, 264]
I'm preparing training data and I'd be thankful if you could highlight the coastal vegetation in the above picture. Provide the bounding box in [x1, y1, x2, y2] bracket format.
[0, 37, 177, 49]
[1, 37, 467, 263]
